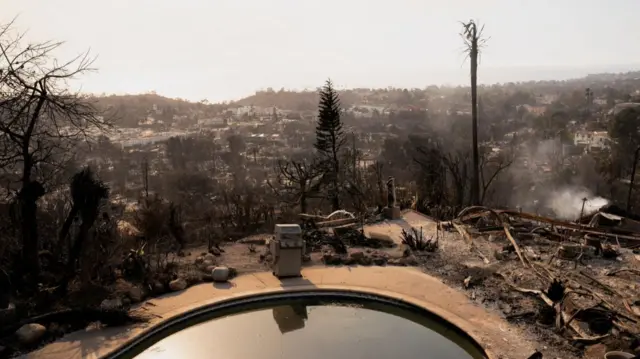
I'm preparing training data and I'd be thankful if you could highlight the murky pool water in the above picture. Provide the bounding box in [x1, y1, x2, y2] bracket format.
[130, 294, 486, 359]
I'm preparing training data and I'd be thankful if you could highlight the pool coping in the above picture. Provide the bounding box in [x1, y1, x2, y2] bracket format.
[23, 266, 536, 359]
[122, 284, 494, 359]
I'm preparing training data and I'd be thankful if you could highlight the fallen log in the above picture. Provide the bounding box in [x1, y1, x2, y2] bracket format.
[452, 207, 529, 267]
[453, 208, 640, 244]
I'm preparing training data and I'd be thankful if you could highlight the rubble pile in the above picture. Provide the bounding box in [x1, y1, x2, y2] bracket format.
[445, 205, 640, 355]
[297, 212, 412, 267]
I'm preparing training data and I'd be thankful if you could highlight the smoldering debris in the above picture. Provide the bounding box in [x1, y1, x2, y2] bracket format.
[440, 205, 640, 355]
[546, 188, 609, 220]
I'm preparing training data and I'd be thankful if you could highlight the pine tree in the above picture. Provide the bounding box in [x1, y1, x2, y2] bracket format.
[314, 79, 345, 211]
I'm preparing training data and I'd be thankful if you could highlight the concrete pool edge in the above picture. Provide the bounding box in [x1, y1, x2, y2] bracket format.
[107, 286, 492, 359]
[23, 267, 536, 359]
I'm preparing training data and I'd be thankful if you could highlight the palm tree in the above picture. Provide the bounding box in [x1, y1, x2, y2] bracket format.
[460, 20, 488, 205]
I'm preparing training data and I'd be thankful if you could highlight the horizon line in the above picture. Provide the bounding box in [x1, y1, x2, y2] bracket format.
[82, 65, 640, 104]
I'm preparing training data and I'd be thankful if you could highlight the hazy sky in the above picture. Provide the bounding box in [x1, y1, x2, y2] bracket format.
[4, 0, 640, 102]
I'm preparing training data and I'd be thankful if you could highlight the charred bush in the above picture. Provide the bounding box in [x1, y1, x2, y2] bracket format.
[401, 227, 438, 252]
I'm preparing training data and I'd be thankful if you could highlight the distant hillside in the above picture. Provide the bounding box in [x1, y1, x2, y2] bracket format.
[94, 93, 226, 127]
[229, 71, 640, 111]
[231, 88, 430, 110]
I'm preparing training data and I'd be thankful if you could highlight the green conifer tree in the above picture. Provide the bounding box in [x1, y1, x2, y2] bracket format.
[314, 79, 345, 210]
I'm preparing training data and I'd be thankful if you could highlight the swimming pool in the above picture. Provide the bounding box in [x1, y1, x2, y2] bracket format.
[105, 291, 488, 359]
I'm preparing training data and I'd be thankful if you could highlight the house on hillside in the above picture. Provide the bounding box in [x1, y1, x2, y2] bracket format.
[574, 131, 610, 151]
[198, 117, 227, 127]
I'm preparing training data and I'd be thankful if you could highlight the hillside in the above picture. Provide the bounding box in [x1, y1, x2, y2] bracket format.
[229, 71, 640, 111]
[90, 71, 640, 128]
[94, 93, 226, 127]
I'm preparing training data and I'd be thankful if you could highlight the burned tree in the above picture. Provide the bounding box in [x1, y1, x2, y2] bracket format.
[0, 20, 109, 278]
[479, 146, 514, 205]
[314, 79, 346, 211]
[273, 158, 323, 213]
[460, 20, 488, 206]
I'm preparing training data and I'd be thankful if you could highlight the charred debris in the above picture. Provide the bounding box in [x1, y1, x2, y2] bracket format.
[446, 204, 640, 355]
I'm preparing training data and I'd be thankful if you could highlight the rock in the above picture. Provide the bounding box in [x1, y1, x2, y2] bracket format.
[322, 252, 343, 265]
[204, 253, 217, 262]
[169, 278, 188, 291]
[462, 261, 499, 282]
[114, 278, 133, 292]
[128, 286, 144, 303]
[210, 247, 222, 256]
[195, 256, 204, 264]
[15, 323, 47, 345]
[499, 303, 512, 314]
[387, 258, 403, 266]
[349, 250, 365, 261]
[100, 298, 123, 310]
[205, 264, 217, 272]
[212, 266, 231, 282]
[372, 257, 386, 266]
[400, 255, 418, 266]
[151, 280, 165, 294]
[358, 256, 373, 266]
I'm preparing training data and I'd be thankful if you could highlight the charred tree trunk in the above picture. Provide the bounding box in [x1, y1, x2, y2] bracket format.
[19, 180, 45, 279]
[470, 38, 480, 206]
[58, 205, 80, 257]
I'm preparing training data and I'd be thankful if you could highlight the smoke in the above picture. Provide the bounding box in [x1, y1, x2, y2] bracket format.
[505, 137, 610, 220]
[546, 187, 609, 220]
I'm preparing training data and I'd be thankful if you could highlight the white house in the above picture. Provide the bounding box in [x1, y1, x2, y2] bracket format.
[574, 131, 610, 150]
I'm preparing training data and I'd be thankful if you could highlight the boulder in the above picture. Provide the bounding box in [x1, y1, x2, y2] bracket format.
[209, 247, 222, 256]
[169, 278, 188, 291]
[212, 266, 230, 282]
[128, 286, 145, 303]
[100, 298, 123, 310]
[204, 253, 217, 262]
[151, 280, 165, 295]
[114, 278, 133, 292]
[322, 252, 343, 265]
[349, 250, 365, 261]
[15, 323, 47, 345]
